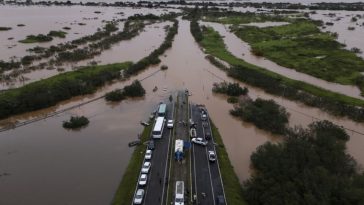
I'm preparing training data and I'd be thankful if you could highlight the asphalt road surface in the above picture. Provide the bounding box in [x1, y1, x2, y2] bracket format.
[191, 104, 226, 205]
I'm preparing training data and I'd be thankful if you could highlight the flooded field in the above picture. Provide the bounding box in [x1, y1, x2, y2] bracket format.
[1, 6, 364, 205]
[201, 21, 364, 100]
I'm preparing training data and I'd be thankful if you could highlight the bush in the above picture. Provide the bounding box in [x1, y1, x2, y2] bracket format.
[227, 96, 238, 104]
[213, 82, 248, 96]
[243, 120, 364, 205]
[105, 89, 125, 101]
[231, 98, 289, 135]
[123, 80, 145, 97]
[63, 116, 89, 129]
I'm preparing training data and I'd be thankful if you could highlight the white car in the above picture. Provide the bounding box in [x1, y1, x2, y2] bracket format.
[167, 119, 174, 129]
[139, 174, 148, 186]
[201, 113, 207, 121]
[145, 150, 152, 160]
[208, 151, 216, 162]
[191, 138, 207, 146]
[134, 189, 144, 204]
[141, 162, 151, 173]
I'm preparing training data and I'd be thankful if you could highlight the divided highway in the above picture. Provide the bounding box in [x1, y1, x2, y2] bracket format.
[131, 91, 226, 205]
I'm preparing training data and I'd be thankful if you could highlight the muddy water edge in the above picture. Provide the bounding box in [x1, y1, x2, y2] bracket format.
[0, 14, 364, 205]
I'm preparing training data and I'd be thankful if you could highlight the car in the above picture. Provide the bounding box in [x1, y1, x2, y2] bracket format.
[204, 131, 211, 140]
[147, 140, 155, 150]
[190, 128, 197, 138]
[189, 119, 196, 128]
[215, 195, 225, 205]
[145, 150, 152, 160]
[201, 113, 207, 121]
[134, 189, 145, 204]
[208, 151, 216, 162]
[167, 119, 174, 129]
[138, 174, 148, 186]
[191, 138, 207, 146]
[202, 122, 208, 128]
[141, 162, 151, 173]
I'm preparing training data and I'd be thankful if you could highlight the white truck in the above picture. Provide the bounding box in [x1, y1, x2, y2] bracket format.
[175, 139, 184, 161]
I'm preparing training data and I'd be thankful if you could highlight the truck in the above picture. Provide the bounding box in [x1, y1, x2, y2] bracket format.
[175, 139, 184, 161]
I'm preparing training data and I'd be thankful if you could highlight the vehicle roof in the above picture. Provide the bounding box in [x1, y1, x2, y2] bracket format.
[136, 189, 144, 194]
[209, 151, 215, 154]
[146, 150, 152, 154]
[140, 174, 147, 178]
[144, 162, 150, 166]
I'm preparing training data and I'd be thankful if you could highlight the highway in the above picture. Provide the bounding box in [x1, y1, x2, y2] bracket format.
[191, 104, 226, 205]
[131, 92, 225, 205]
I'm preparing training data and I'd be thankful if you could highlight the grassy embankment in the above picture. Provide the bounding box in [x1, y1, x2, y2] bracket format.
[195, 23, 364, 122]
[232, 20, 364, 93]
[0, 62, 131, 119]
[19, 34, 53, 43]
[111, 124, 152, 205]
[210, 121, 248, 205]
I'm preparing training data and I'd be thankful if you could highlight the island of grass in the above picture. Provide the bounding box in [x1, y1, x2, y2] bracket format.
[19, 34, 53, 43]
[63, 116, 89, 129]
[191, 20, 364, 122]
[48, 30, 67, 38]
[231, 19, 364, 93]
[0, 27, 12, 31]
[0, 62, 131, 120]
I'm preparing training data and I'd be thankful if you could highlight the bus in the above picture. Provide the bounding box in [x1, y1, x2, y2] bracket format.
[175, 181, 184, 205]
[152, 117, 165, 139]
[157, 103, 167, 117]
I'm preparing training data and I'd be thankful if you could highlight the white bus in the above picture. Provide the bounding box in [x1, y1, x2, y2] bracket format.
[152, 117, 165, 139]
[175, 181, 184, 205]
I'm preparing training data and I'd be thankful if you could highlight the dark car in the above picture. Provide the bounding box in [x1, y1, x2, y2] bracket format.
[216, 195, 226, 205]
[205, 131, 211, 140]
[148, 140, 155, 150]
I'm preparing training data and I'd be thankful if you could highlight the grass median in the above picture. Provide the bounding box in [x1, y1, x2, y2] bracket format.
[112, 124, 152, 205]
[210, 121, 248, 205]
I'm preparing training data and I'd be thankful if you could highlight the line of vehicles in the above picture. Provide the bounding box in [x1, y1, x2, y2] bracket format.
[133, 103, 170, 204]
[133, 102, 218, 204]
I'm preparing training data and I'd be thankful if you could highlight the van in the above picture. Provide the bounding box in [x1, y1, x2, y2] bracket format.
[175, 181, 184, 205]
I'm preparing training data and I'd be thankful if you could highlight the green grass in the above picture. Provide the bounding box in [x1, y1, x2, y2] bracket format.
[202, 12, 290, 25]
[233, 20, 364, 91]
[210, 121, 248, 205]
[112, 124, 152, 205]
[19, 34, 53, 43]
[200, 26, 364, 107]
[48, 30, 67, 38]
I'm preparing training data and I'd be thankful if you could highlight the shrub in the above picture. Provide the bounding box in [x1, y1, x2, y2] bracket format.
[63, 116, 89, 129]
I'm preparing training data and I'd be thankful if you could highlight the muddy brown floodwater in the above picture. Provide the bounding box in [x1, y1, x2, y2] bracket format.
[201, 21, 364, 100]
[0, 15, 364, 205]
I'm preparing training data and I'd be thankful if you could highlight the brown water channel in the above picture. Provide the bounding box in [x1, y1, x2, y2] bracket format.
[1, 17, 364, 204]
[201, 21, 364, 100]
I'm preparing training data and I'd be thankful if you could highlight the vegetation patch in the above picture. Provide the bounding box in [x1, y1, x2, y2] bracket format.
[62, 26, 71, 30]
[210, 121, 248, 205]
[203, 11, 289, 25]
[112, 122, 152, 205]
[19, 34, 53, 43]
[232, 20, 364, 93]
[191, 20, 364, 122]
[63, 116, 89, 129]
[17, 24, 25, 27]
[0, 62, 131, 119]
[0, 27, 12, 31]
[48, 30, 67, 38]
[105, 80, 145, 102]
[231, 98, 289, 135]
[244, 120, 364, 204]
[213, 82, 248, 96]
